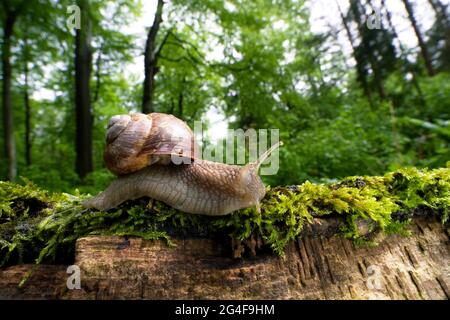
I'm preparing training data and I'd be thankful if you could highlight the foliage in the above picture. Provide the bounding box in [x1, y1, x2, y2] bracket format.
[1, 166, 448, 268]
[1, 0, 450, 194]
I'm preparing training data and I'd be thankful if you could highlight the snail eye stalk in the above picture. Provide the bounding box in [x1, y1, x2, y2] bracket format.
[255, 141, 283, 171]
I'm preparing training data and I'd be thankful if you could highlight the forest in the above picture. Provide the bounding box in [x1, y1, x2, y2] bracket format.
[1, 0, 449, 194]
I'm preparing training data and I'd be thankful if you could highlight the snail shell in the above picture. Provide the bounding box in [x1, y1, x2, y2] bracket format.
[104, 113, 199, 175]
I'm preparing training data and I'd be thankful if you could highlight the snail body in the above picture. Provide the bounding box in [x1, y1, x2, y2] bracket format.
[83, 160, 265, 215]
[83, 112, 281, 216]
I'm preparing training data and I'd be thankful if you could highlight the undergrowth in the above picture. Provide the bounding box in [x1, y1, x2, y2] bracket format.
[0, 166, 449, 268]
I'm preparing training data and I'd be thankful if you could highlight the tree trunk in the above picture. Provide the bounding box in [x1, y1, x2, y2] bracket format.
[75, 0, 93, 179]
[142, 0, 164, 114]
[2, 13, 17, 181]
[402, 0, 436, 76]
[92, 43, 103, 104]
[23, 38, 31, 166]
[336, 1, 374, 108]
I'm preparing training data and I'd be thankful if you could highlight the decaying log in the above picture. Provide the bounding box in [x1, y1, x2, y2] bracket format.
[0, 216, 448, 300]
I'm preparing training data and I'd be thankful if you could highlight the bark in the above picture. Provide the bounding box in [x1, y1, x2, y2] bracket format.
[75, 0, 93, 178]
[402, 0, 436, 76]
[142, 0, 164, 114]
[0, 216, 448, 299]
[336, 0, 374, 108]
[92, 43, 103, 104]
[2, 12, 17, 181]
[23, 38, 31, 166]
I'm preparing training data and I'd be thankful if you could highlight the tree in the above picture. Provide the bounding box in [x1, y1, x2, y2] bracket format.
[23, 37, 31, 166]
[1, 1, 23, 182]
[0, 0, 448, 192]
[336, 0, 374, 108]
[380, 0, 425, 105]
[142, 0, 165, 114]
[349, 0, 387, 100]
[426, 0, 450, 72]
[75, 0, 93, 178]
[402, 0, 436, 76]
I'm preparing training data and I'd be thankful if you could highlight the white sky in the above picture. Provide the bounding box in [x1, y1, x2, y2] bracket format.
[33, 0, 446, 141]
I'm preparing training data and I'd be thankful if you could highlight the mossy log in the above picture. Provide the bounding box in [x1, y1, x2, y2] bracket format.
[0, 166, 449, 299]
[0, 215, 448, 299]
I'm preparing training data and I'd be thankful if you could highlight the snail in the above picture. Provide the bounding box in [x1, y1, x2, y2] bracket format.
[82, 112, 281, 216]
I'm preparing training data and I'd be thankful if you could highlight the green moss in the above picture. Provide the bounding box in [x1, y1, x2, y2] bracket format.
[0, 166, 449, 268]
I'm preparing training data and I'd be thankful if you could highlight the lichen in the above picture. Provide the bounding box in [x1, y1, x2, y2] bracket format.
[0, 166, 449, 268]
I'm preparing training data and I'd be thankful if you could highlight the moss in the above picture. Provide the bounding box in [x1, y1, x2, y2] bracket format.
[0, 166, 449, 268]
